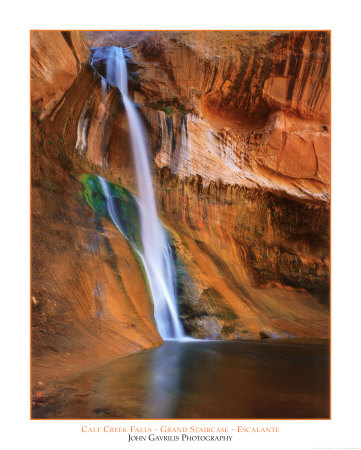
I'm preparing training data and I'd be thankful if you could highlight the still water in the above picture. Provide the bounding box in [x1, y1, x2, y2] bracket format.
[32, 340, 329, 419]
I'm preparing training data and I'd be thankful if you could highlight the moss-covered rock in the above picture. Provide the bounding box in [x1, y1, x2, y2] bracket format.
[79, 174, 142, 250]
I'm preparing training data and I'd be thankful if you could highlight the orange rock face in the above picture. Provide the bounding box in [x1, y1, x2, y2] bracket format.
[156, 170, 329, 340]
[31, 32, 161, 387]
[127, 31, 330, 202]
[31, 31, 90, 119]
[133, 31, 330, 122]
[31, 30, 330, 386]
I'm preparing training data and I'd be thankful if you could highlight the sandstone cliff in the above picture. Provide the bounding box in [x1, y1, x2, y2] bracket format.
[31, 30, 330, 386]
[88, 30, 330, 339]
[130, 31, 330, 203]
[31, 31, 161, 387]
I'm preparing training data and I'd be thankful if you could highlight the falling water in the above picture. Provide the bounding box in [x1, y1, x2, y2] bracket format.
[95, 47, 185, 339]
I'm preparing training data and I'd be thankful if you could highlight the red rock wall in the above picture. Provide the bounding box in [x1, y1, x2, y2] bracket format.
[31, 31, 331, 385]
[31, 31, 161, 388]
[31, 31, 90, 119]
[131, 31, 330, 339]
[130, 31, 330, 203]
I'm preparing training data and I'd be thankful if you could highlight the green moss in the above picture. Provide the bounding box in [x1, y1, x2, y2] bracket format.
[57, 134, 66, 145]
[147, 99, 188, 115]
[79, 174, 108, 216]
[163, 106, 173, 115]
[57, 148, 73, 171]
[79, 174, 142, 251]
[79, 174, 157, 308]
[39, 175, 58, 193]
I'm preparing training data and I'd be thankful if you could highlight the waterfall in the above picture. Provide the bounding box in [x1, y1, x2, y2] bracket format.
[94, 47, 185, 340]
[75, 103, 89, 155]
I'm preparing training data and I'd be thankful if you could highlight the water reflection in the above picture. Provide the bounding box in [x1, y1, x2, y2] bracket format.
[142, 342, 185, 418]
[32, 340, 329, 419]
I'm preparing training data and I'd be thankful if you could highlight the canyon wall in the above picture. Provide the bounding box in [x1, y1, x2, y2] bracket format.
[130, 31, 331, 339]
[130, 31, 330, 202]
[31, 31, 162, 388]
[31, 30, 330, 387]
